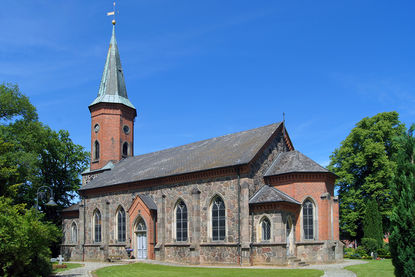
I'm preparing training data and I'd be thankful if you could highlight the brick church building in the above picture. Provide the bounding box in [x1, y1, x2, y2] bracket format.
[61, 23, 343, 265]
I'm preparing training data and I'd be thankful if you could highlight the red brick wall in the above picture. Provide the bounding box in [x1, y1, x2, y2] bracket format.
[267, 173, 338, 242]
[89, 103, 136, 171]
[128, 196, 156, 260]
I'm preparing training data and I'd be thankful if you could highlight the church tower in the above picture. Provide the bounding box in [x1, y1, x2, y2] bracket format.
[89, 22, 137, 171]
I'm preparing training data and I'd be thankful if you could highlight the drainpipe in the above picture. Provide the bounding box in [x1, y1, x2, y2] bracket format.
[236, 167, 241, 265]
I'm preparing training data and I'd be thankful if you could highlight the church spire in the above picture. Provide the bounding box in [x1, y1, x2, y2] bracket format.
[89, 23, 135, 110]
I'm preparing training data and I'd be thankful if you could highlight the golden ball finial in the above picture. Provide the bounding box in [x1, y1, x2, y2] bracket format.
[112, 19, 116, 25]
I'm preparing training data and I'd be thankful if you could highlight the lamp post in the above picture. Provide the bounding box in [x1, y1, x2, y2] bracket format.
[35, 185, 57, 210]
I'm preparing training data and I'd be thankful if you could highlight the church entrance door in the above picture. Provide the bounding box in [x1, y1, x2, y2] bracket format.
[286, 217, 295, 256]
[135, 218, 147, 259]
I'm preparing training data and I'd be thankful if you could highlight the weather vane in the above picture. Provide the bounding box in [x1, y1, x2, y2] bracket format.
[107, 2, 117, 25]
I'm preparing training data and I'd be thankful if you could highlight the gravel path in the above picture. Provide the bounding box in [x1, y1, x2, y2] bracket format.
[56, 259, 367, 277]
[55, 262, 122, 277]
[307, 259, 368, 277]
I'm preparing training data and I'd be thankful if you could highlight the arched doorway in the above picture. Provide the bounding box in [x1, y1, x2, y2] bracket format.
[286, 216, 295, 256]
[135, 217, 147, 259]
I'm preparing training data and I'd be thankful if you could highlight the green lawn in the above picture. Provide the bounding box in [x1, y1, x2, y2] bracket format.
[52, 262, 84, 273]
[95, 263, 323, 277]
[345, 259, 394, 277]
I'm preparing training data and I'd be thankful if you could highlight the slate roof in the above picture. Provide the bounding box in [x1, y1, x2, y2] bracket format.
[249, 185, 300, 205]
[90, 25, 135, 110]
[62, 203, 80, 212]
[82, 161, 114, 175]
[138, 194, 157, 210]
[80, 122, 282, 191]
[264, 150, 330, 177]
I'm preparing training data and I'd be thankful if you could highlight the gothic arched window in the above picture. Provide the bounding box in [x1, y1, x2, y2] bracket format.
[93, 209, 102, 243]
[303, 199, 314, 240]
[211, 196, 225, 241]
[261, 217, 271, 241]
[94, 140, 100, 160]
[71, 222, 77, 243]
[175, 200, 188, 241]
[122, 142, 128, 156]
[117, 207, 126, 242]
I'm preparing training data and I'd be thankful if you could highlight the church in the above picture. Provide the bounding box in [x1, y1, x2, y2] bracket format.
[61, 22, 343, 266]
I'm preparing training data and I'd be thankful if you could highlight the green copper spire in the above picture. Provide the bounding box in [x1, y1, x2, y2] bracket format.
[90, 24, 135, 109]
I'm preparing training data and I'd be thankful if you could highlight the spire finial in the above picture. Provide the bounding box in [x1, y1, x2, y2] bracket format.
[107, 2, 117, 25]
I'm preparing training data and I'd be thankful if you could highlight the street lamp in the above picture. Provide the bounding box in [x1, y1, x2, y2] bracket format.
[35, 185, 57, 210]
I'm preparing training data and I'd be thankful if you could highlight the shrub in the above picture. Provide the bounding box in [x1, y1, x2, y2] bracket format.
[377, 247, 391, 256]
[355, 246, 367, 257]
[362, 238, 378, 254]
[0, 197, 60, 277]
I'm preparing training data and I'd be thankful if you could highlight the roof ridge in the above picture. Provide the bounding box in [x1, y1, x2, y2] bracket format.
[131, 122, 282, 159]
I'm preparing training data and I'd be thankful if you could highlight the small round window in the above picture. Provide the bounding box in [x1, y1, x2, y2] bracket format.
[123, 125, 130, 134]
[94, 124, 100, 133]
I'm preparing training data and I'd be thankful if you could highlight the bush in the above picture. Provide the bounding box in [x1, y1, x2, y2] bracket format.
[0, 197, 60, 277]
[355, 246, 367, 257]
[362, 238, 378, 254]
[377, 247, 391, 256]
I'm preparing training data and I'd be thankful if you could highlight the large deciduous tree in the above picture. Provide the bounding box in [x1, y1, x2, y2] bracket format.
[328, 112, 405, 240]
[0, 83, 89, 223]
[390, 124, 415, 277]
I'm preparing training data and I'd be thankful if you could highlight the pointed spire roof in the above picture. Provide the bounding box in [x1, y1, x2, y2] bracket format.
[90, 25, 135, 109]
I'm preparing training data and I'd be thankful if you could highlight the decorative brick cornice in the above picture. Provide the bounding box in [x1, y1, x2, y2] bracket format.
[265, 172, 336, 184]
[249, 202, 300, 212]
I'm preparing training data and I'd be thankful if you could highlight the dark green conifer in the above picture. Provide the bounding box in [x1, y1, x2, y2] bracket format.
[390, 124, 415, 277]
[363, 199, 383, 250]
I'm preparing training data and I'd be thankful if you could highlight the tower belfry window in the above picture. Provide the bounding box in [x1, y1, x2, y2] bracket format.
[94, 140, 100, 160]
[122, 142, 128, 156]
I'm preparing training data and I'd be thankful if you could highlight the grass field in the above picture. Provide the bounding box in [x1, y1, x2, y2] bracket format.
[95, 263, 323, 277]
[345, 259, 394, 277]
[52, 263, 84, 273]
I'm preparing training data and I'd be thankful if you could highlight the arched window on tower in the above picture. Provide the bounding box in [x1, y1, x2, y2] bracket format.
[93, 209, 102, 243]
[175, 200, 188, 241]
[211, 196, 225, 241]
[94, 140, 100, 160]
[122, 142, 128, 157]
[117, 207, 126, 242]
[303, 199, 315, 240]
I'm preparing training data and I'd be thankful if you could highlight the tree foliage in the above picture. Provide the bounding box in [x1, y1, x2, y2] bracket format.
[390, 124, 415, 277]
[0, 83, 37, 122]
[328, 112, 405, 239]
[363, 199, 383, 249]
[0, 196, 60, 277]
[0, 83, 89, 224]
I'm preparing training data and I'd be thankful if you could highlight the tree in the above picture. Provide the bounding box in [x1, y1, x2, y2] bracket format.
[328, 112, 405, 240]
[0, 196, 60, 277]
[390, 124, 415, 277]
[0, 83, 37, 122]
[0, 83, 89, 224]
[363, 199, 383, 249]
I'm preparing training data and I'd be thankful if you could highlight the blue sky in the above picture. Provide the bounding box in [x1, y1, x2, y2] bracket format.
[1, 1, 414, 167]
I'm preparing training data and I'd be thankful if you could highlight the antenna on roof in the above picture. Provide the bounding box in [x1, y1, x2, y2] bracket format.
[282, 112, 286, 152]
